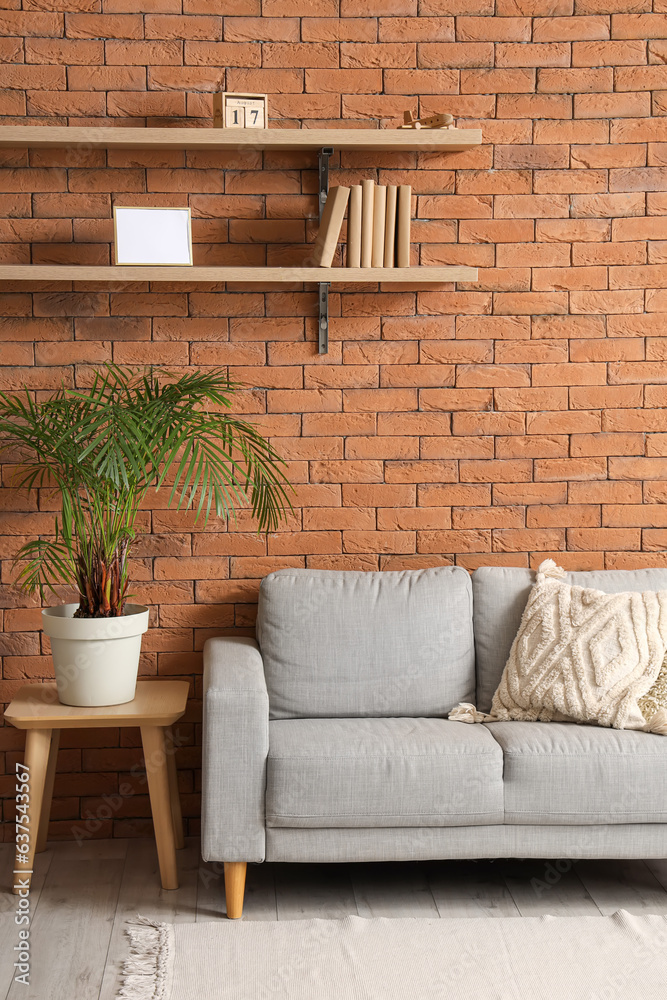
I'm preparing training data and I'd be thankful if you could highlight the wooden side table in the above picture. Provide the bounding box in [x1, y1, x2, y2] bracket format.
[5, 679, 189, 894]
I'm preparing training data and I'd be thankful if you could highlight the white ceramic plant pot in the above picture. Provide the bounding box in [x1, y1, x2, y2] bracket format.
[42, 603, 150, 707]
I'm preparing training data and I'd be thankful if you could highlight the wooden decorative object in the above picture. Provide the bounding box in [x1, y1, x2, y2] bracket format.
[398, 111, 454, 130]
[213, 92, 268, 129]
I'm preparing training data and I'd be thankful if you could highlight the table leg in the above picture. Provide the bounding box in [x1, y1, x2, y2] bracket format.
[140, 725, 179, 891]
[13, 728, 52, 895]
[165, 728, 185, 850]
[36, 729, 60, 853]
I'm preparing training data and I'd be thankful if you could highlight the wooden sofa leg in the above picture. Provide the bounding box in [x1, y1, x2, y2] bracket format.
[224, 862, 247, 919]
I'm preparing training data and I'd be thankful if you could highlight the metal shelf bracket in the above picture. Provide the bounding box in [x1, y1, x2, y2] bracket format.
[317, 146, 334, 354]
[318, 282, 329, 356]
[318, 146, 334, 221]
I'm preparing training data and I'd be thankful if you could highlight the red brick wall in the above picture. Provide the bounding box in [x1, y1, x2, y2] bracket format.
[1, 2, 666, 840]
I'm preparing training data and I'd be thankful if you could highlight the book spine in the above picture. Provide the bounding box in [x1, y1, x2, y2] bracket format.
[384, 185, 398, 268]
[396, 184, 412, 268]
[371, 185, 387, 268]
[313, 186, 350, 267]
[347, 185, 362, 268]
[361, 179, 375, 268]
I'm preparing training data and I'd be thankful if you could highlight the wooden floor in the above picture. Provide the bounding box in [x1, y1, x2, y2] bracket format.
[1, 838, 667, 999]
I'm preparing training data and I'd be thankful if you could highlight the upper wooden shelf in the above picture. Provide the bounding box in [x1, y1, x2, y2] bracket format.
[0, 265, 477, 284]
[0, 125, 482, 153]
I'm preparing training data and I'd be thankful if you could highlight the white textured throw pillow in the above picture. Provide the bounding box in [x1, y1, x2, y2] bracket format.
[450, 560, 667, 735]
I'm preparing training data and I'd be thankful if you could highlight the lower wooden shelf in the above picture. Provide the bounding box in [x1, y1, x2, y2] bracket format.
[0, 265, 477, 284]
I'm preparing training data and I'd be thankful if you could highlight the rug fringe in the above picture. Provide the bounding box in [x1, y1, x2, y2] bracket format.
[116, 915, 172, 1000]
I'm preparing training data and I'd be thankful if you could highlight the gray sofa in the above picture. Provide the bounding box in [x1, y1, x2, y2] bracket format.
[202, 566, 667, 917]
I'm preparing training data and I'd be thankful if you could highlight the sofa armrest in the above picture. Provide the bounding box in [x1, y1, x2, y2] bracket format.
[202, 637, 269, 864]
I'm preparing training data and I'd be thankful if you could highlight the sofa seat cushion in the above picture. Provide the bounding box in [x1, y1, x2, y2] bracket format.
[485, 721, 667, 825]
[266, 718, 504, 829]
[257, 567, 475, 720]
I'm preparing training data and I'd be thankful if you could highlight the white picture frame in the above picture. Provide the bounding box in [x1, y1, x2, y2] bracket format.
[113, 207, 193, 267]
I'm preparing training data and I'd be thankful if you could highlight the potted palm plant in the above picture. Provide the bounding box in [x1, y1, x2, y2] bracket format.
[0, 366, 291, 707]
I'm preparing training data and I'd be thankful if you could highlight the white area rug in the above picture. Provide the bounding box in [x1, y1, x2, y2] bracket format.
[118, 911, 667, 999]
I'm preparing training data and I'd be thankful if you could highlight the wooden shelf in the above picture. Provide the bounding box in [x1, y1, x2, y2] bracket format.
[0, 265, 477, 284]
[0, 125, 482, 153]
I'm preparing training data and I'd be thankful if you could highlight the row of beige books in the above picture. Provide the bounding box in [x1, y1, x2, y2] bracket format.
[312, 181, 412, 268]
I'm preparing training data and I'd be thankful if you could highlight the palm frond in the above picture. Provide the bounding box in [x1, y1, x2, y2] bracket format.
[0, 365, 291, 616]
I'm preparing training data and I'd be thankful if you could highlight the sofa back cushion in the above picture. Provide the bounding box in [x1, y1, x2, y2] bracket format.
[473, 567, 667, 713]
[257, 567, 475, 720]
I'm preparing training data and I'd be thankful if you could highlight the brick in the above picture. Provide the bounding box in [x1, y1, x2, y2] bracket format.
[417, 530, 492, 554]
[569, 481, 642, 503]
[527, 504, 600, 527]
[497, 42, 570, 66]
[456, 15, 530, 39]
[570, 290, 644, 313]
[493, 292, 569, 314]
[499, 94, 574, 119]
[421, 0, 493, 10]
[571, 433, 644, 456]
[461, 68, 535, 93]
[384, 68, 461, 95]
[494, 528, 566, 552]
[576, 92, 651, 119]
[343, 485, 416, 508]
[495, 434, 568, 458]
[224, 17, 299, 41]
[533, 15, 610, 41]
[609, 458, 667, 479]
[459, 221, 534, 246]
[377, 508, 450, 530]
[419, 484, 491, 507]
[612, 13, 667, 38]
[421, 388, 493, 411]
[306, 68, 383, 93]
[0, 66, 66, 89]
[568, 528, 640, 550]
[573, 145, 646, 169]
[570, 338, 644, 361]
[573, 39, 646, 65]
[343, 42, 416, 68]
[611, 265, 667, 290]
[533, 266, 608, 291]
[539, 67, 613, 92]
[66, 13, 143, 37]
[534, 120, 609, 144]
[264, 0, 337, 12]
[460, 459, 533, 482]
[496, 243, 569, 268]
[495, 387, 569, 411]
[418, 41, 493, 66]
[304, 17, 377, 42]
[494, 146, 569, 170]
[536, 458, 608, 480]
[341, 530, 413, 555]
[106, 40, 183, 64]
[376, 412, 449, 434]
[383, 460, 457, 483]
[494, 195, 570, 218]
[572, 242, 646, 266]
[570, 385, 643, 408]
